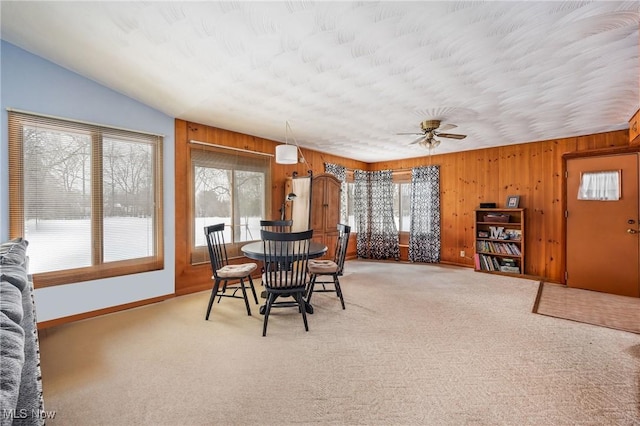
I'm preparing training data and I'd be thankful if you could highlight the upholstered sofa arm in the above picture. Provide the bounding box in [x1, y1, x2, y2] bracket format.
[0, 238, 45, 425]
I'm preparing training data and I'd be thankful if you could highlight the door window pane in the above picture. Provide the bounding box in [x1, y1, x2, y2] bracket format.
[578, 170, 620, 201]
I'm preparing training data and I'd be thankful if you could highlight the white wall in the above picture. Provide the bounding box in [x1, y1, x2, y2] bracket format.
[1, 41, 175, 322]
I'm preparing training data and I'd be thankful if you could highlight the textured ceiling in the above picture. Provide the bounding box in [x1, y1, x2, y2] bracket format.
[1, 1, 639, 162]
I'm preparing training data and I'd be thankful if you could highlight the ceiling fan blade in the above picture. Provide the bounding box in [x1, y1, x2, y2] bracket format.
[436, 132, 467, 140]
[409, 135, 426, 145]
[438, 123, 457, 132]
[396, 132, 423, 135]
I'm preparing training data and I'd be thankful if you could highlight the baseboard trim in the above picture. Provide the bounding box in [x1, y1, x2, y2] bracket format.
[36, 293, 174, 330]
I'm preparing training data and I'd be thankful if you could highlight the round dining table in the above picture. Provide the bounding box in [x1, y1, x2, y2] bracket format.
[241, 240, 327, 314]
[241, 240, 328, 262]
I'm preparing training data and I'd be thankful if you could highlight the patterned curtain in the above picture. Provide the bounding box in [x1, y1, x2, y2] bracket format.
[324, 162, 347, 223]
[354, 170, 399, 260]
[409, 165, 441, 263]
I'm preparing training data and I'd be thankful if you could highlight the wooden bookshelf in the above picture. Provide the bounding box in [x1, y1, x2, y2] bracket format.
[474, 208, 525, 276]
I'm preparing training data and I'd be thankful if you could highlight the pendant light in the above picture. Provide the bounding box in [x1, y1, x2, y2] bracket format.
[275, 121, 304, 165]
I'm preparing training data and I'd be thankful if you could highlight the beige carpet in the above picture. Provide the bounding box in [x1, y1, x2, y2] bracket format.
[39, 261, 640, 425]
[533, 282, 640, 334]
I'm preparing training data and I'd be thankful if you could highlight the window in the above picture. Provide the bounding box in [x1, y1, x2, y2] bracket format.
[577, 170, 621, 201]
[190, 144, 270, 264]
[393, 182, 412, 232]
[8, 111, 164, 287]
[343, 181, 356, 229]
[341, 172, 412, 232]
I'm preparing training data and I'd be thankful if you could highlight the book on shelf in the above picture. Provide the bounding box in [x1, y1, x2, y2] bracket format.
[476, 241, 521, 256]
[476, 253, 521, 274]
[502, 258, 517, 267]
[492, 257, 500, 270]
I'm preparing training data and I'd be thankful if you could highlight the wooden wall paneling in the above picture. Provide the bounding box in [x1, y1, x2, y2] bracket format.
[575, 130, 629, 152]
[177, 121, 276, 294]
[177, 120, 630, 292]
[575, 133, 599, 152]
[450, 149, 500, 268]
[460, 150, 497, 267]
[174, 119, 189, 287]
[496, 144, 530, 273]
[539, 139, 565, 281]
[175, 121, 217, 295]
[438, 156, 459, 262]
[312, 150, 370, 173]
[368, 130, 630, 283]
[175, 120, 365, 295]
[453, 152, 469, 264]
[439, 153, 462, 263]
[428, 132, 619, 277]
[526, 142, 548, 278]
[630, 109, 640, 145]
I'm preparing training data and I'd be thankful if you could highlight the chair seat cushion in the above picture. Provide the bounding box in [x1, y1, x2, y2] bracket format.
[308, 259, 338, 274]
[216, 263, 257, 278]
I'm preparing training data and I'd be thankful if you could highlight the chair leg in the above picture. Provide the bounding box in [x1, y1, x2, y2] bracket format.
[306, 275, 317, 303]
[334, 275, 345, 310]
[205, 279, 221, 320]
[262, 293, 276, 336]
[248, 276, 259, 304]
[238, 278, 252, 316]
[218, 281, 228, 303]
[296, 291, 309, 332]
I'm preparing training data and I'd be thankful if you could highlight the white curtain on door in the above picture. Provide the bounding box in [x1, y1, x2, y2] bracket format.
[577, 171, 620, 201]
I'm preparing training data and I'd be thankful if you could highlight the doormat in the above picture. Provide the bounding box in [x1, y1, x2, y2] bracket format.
[533, 282, 640, 334]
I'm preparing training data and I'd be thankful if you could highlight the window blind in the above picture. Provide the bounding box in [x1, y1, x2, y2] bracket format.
[8, 110, 164, 287]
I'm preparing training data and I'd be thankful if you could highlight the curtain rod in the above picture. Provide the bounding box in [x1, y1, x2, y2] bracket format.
[345, 166, 422, 173]
[189, 139, 274, 157]
[6, 107, 165, 137]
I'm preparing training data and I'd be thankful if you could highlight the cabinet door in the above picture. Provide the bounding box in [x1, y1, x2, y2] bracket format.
[324, 177, 342, 231]
[311, 178, 326, 232]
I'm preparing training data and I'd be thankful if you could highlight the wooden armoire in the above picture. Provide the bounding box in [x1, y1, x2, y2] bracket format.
[310, 173, 342, 260]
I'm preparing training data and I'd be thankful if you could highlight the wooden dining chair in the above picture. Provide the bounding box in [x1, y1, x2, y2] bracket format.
[259, 219, 293, 233]
[306, 224, 351, 309]
[258, 220, 294, 287]
[204, 223, 259, 320]
[260, 229, 313, 336]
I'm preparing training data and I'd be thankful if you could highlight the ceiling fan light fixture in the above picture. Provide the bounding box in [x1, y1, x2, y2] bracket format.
[421, 120, 441, 132]
[401, 118, 465, 152]
[418, 137, 440, 149]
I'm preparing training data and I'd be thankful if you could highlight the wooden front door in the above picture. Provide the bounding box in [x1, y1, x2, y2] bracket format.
[566, 153, 639, 297]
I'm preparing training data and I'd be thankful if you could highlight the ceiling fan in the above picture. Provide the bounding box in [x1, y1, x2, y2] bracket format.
[398, 120, 467, 150]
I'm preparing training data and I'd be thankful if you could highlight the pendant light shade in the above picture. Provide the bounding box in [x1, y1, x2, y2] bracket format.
[275, 144, 298, 164]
